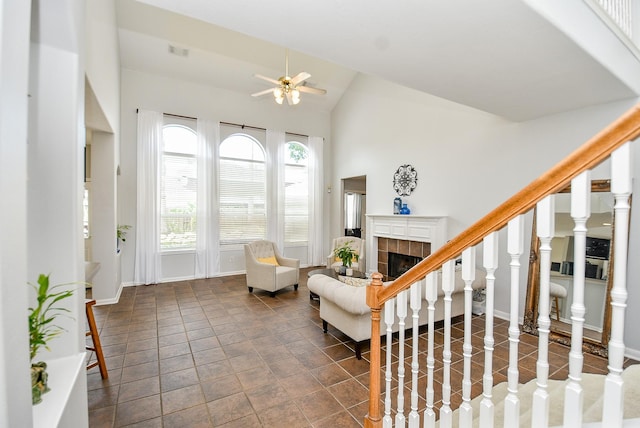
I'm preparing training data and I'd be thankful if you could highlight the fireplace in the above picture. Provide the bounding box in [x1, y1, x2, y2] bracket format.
[377, 237, 431, 280]
[388, 252, 422, 279]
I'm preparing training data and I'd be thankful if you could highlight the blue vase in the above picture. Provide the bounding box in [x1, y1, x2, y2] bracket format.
[400, 204, 410, 215]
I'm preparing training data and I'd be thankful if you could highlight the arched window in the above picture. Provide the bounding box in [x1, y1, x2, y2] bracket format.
[284, 140, 309, 243]
[219, 134, 266, 244]
[161, 123, 197, 250]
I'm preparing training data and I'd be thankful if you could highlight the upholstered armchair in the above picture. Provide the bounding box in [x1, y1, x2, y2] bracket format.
[326, 236, 365, 272]
[244, 240, 300, 297]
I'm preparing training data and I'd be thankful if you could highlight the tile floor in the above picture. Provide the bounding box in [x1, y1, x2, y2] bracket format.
[86, 267, 635, 427]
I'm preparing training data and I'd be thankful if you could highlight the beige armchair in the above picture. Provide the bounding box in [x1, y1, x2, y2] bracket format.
[244, 240, 300, 297]
[326, 237, 365, 272]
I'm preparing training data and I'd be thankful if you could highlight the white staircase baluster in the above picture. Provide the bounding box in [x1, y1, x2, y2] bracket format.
[564, 171, 591, 428]
[504, 215, 524, 428]
[408, 281, 422, 428]
[479, 232, 498, 428]
[383, 296, 396, 428]
[423, 271, 438, 428]
[532, 195, 554, 428]
[458, 247, 476, 428]
[396, 289, 408, 427]
[603, 142, 632, 427]
[439, 260, 456, 428]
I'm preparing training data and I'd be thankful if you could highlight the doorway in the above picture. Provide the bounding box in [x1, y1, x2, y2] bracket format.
[342, 176, 366, 238]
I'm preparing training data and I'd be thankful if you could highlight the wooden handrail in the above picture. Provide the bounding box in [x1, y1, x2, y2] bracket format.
[366, 103, 640, 310]
[364, 103, 640, 427]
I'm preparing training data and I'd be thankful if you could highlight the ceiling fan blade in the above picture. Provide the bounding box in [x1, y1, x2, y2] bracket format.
[297, 85, 327, 95]
[285, 91, 294, 105]
[251, 88, 275, 97]
[290, 71, 311, 86]
[254, 74, 281, 85]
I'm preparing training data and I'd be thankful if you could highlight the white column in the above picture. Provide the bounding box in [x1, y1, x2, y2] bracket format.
[383, 297, 395, 428]
[395, 289, 407, 427]
[408, 281, 422, 428]
[439, 260, 456, 428]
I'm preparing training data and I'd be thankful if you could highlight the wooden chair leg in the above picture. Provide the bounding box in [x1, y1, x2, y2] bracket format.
[554, 296, 560, 322]
[85, 299, 108, 379]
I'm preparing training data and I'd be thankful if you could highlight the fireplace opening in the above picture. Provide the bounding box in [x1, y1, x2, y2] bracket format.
[388, 252, 422, 279]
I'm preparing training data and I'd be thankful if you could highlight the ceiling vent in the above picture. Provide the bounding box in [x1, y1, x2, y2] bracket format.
[168, 44, 189, 57]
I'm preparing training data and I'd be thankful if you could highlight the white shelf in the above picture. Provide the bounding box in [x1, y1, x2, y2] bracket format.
[32, 353, 87, 428]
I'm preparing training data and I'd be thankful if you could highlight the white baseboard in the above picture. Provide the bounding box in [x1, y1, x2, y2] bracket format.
[94, 282, 123, 306]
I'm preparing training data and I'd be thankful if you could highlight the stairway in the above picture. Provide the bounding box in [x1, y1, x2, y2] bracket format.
[440, 364, 640, 427]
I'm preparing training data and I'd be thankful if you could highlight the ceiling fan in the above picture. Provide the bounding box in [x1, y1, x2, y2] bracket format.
[252, 49, 327, 105]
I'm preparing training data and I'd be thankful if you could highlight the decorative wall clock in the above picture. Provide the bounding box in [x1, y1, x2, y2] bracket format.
[393, 164, 418, 196]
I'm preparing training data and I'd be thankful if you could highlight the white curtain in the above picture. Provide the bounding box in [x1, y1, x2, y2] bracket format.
[134, 110, 163, 285]
[266, 129, 285, 250]
[195, 119, 220, 278]
[308, 136, 324, 266]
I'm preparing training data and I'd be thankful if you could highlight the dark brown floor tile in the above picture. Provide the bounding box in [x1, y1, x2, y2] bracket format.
[257, 400, 310, 427]
[159, 353, 194, 374]
[338, 356, 371, 377]
[296, 388, 343, 422]
[120, 416, 163, 427]
[88, 405, 115, 428]
[296, 349, 333, 369]
[192, 347, 226, 366]
[189, 336, 221, 352]
[120, 361, 159, 384]
[324, 343, 357, 361]
[245, 382, 291, 411]
[117, 377, 160, 403]
[158, 342, 191, 360]
[217, 413, 262, 427]
[311, 363, 351, 387]
[114, 394, 161, 426]
[314, 410, 363, 427]
[123, 348, 158, 367]
[160, 367, 200, 392]
[206, 392, 254, 426]
[228, 353, 266, 373]
[162, 404, 212, 428]
[327, 378, 369, 408]
[158, 332, 188, 347]
[279, 371, 323, 397]
[267, 356, 307, 378]
[88, 385, 119, 411]
[235, 366, 277, 390]
[161, 384, 205, 414]
[201, 373, 242, 401]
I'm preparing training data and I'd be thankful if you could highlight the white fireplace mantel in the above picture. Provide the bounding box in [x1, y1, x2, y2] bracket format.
[365, 215, 448, 274]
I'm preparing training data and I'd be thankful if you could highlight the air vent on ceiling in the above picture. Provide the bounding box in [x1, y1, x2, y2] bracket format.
[168, 44, 189, 57]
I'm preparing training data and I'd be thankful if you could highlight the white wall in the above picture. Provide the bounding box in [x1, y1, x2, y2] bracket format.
[0, 1, 33, 426]
[119, 68, 332, 284]
[331, 72, 640, 352]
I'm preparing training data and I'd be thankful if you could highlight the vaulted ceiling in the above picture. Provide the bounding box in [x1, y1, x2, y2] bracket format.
[116, 0, 639, 120]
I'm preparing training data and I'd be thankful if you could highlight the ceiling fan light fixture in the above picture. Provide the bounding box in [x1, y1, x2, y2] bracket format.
[291, 88, 300, 105]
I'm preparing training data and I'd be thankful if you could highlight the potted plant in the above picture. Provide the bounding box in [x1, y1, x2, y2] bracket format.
[117, 224, 131, 253]
[28, 274, 74, 405]
[334, 241, 359, 275]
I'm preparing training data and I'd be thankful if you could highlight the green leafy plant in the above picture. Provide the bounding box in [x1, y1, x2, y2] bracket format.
[333, 241, 359, 268]
[28, 274, 74, 361]
[117, 224, 132, 242]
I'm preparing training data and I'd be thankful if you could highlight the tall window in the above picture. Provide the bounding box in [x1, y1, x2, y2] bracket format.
[284, 140, 309, 243]
[161, 124, 197, 250]
[219, 134, 266, 244]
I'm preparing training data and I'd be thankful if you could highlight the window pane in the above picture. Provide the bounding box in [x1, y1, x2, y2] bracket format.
[284, 141, 309, 243]
[219, 135, 266, 244]
[161, 125, 197, 250]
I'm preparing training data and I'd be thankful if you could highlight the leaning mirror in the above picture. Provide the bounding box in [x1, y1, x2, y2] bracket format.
[522, 180, 624, 357]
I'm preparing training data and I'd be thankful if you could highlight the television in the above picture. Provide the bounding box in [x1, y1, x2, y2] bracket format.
[585, 237, 610, 260]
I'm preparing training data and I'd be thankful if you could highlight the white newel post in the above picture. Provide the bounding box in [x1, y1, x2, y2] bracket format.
[504, 216, 524, 428]
[602, 142, 631, 427]
[459, 247, 476, 428]
[532, 195, 554, 428]
[479, 232, 498, 428]
[564, 171, 591, 428]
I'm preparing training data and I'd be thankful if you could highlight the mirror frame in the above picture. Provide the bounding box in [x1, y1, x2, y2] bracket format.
[522, 179, 617, 357]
